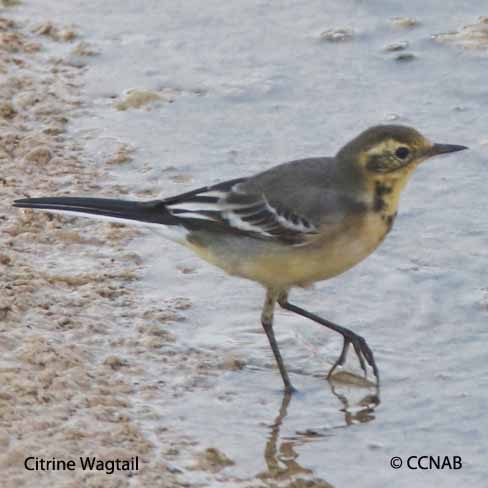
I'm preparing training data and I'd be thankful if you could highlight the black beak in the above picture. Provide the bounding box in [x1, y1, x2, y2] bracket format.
[430, 143, 468, 156]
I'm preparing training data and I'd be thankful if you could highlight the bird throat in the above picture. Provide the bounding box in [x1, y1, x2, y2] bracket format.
[370, 173, 410, 231]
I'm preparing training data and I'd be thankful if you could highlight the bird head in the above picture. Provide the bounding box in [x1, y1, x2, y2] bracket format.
[337, 124, 467, 180]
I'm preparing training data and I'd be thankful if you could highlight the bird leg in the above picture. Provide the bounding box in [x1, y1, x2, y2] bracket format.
[261, 289, 296, 393]
[277, 293, 379, 382]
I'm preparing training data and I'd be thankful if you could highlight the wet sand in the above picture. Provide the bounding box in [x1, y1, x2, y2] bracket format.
[0, 11, 205, 488]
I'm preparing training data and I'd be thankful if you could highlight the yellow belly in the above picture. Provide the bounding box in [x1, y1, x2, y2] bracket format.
[243, 213, 391, 287]
[187, 211, 392, 289]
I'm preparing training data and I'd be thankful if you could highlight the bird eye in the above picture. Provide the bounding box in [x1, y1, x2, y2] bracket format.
[395, 146, 410, 159]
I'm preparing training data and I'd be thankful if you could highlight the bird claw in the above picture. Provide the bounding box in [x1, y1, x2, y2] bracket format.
[328, 331, 379, 383]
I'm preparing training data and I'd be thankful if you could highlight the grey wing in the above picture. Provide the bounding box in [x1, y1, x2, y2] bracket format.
[163, 156, 359, 245]
[163, 175, 320, 245]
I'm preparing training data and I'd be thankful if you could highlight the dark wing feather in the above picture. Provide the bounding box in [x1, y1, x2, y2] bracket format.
[14, 157, 357, 246]
[164, 178, 319, 244]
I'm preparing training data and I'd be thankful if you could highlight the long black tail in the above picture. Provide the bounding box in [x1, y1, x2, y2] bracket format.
[13, 197, 178, 225]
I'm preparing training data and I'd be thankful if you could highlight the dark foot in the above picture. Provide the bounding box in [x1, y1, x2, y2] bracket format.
[284, 384, 298, 395]
[328, 330, 379, 382]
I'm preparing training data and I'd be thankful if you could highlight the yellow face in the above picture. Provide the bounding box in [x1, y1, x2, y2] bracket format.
[337, 125, 467, 181]
[335, 125, 467, 224]
[338, 126, 466, 218]
[358, 136, 433, 175]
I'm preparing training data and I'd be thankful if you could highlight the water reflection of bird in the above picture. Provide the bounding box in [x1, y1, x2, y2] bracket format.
[258, 381, 379, 486]
[14, 125, 467, 392]
[329, 378, 380, 426]
[259, 392, 334, 487]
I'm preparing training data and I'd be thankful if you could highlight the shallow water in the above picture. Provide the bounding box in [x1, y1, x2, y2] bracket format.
[10, 1, 488, 486]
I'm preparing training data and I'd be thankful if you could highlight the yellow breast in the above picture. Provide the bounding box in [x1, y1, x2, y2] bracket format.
[237, 211, 389, 288]
[185, 171, 412, 290]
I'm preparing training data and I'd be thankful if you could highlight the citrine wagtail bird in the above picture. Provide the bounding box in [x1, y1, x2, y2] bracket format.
[13, 125, 467, 393]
